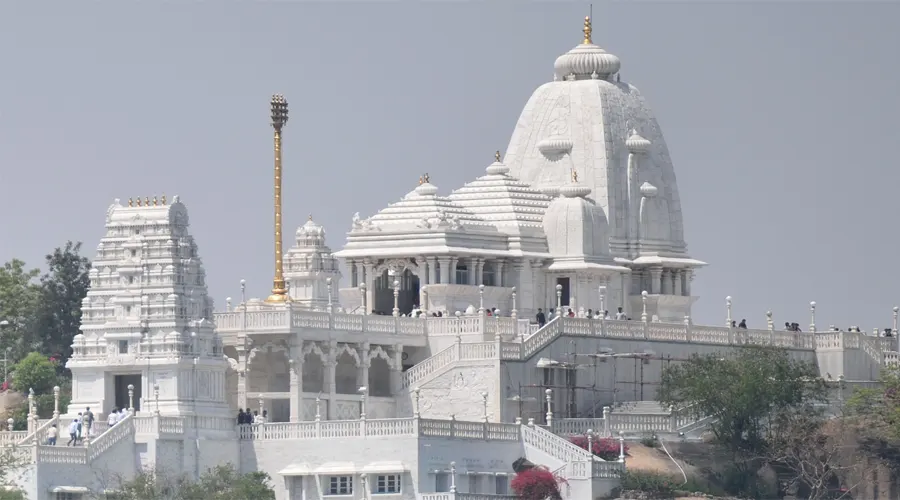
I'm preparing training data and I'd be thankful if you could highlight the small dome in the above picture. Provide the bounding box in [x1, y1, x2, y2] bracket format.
[297, 216, 325, 239]
[540, 185, 561, 198]
[640, 182, 658, 198]
[537, 137, 574, 157]
[626, 129, 651, 153]
[485, 151, 510, 176]
[553, 17, 621, 80]
[559, 183, 591, 199]
[543, 193, 610, 258]
[414, 182, 439, 196]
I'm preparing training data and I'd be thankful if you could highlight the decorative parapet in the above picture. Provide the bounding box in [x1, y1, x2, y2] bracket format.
[237, 417, 520, 442]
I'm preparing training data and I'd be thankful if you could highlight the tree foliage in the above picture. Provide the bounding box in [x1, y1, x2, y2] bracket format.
[0, 445, 28, 499]
[0, 259, 40, 362]
[657, 346, 826, 456]
[112, 465, 275, 500]
[845, 364, 900, 471]
[11, 352, 57, 395]
[31, 241, 91, 364]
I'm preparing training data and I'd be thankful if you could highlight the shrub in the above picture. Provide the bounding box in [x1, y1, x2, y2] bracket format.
[510, 467, 566, 500]
[620, 470, 677, 498]
[640, 435, 659, 448]
[569, 435, 625, 461]
[11, 353, 57, 395]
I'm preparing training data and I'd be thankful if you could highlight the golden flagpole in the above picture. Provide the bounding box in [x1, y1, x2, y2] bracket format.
[266, 94, 290, 303]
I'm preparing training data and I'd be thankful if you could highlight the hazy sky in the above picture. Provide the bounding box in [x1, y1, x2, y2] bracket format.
[1, 1, 898, 330]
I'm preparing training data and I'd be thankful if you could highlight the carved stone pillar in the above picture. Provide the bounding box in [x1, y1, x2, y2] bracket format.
[449, 257, 458, 285]
[438, 257, 450, 285]
[355, 261, 365, 288]
[237, 345, 248, 410]
[289, 344, 303, 422]
[684, 269, 693, 296]
[621, 271, 632, 317]
[650, 266, 663, 295]
[427, 257, 437, 285]
[495, 259, 505, 287]
[390, 344, 404, 399]
[364, 260, 375, 314]
[673, 270, 683, 296]
[661, 269, 673, 295]
[326, 341, 338, 420]
[475, 258, 485, 286]
[359, 342, 371, 391]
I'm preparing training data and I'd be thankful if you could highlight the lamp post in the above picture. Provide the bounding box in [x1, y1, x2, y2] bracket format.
[481, 391, 488, 423]
[358, 386, 368, 420]
[599, 285, 606, 317]
[53, 386, 60, 420]
[392, 280, 400, 317]
[127, 384, 135, 413]
[810, 301, 817, 333]
[725, 296, 733, 327]
[479, 284, 485, 314]
[618, 430, 626, 462]
[893, 306, 899, 333]
[545, 388, 553, 426]
[556, 284, 562, 313]
[641, 291, 648, 323]
[6, 418, 12, 432]
[511, 287, 517, 319]
[413, 387, 421, 417]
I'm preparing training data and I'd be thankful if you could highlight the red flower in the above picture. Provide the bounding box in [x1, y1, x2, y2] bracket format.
[569, 435, 626, 461]
[511, 467, 566, 500]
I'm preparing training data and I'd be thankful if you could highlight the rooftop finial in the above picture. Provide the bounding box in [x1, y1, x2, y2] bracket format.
[424, 172, 430, 184]
[494, 150, 501, 162]
[572, 168, 579, 183]
[161, 194, 167, 205]
[582, 16, 592, 45]
[308, 214, 313, 221]
[419, 176, 424, 185]
[153, 196, 159, 206]
[128, 198, 133, 207]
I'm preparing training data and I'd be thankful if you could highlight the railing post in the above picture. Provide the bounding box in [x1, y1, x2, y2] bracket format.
[602, 406, 611, 437]
[684, 315, 692, 342]
[315, 397, 321, 438]
[668, 405, 677, 432]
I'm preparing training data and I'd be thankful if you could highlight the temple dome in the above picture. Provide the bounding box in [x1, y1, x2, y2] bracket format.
[296, 216, 326, 246]
[448, 152, 551, 236]
[542, 179, 610, 259]
[553, 17, 620, 80]
[504, 16, 692, 257]
[363, 178, 488, 232]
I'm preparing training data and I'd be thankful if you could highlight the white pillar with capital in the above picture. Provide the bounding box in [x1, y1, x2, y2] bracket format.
[359, 342, 371, 396]
[438, 257, 450, 285]
[289, 348, 303, 422]
[326, 341, 338, 420]
[364, 260, 375, 314]
[390, 345, 404, 404]
[427, 257, 437, 285]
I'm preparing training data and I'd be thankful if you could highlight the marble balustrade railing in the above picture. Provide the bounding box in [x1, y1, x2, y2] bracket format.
[550, 403, 707, 438]
[33, 414, 136, 465]
[419, 495, 517, 500]
[0, 431, 28, 446]
[213, 309, 533, 338]
[237, 417, 521, 441]
[520, 423, 625, 480]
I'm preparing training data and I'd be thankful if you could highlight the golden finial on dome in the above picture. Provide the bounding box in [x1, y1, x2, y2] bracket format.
[153, 196, 158, 206]
[136, 197, 142, 207]
[308, 214, 313, 221]
[495, 150, 501, 162]
[144, 197, 150, 207]
[582, 16, 592, 45]
[572, 168, 579, 183]
[161, 194, 167, 205]
[424, 173, 430, 183]
[128, 198, 133, 207]
[418, 176, 424, 185]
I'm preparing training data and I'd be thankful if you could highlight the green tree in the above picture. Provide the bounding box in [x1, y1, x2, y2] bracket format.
[112, 465, 275, 500]
[845, 364, 900, 471]
[658, 346, 826, 455]
[0, 259, 41, 362]
[11, 352, 58, 395]
[0, 446, 27, 499]
[31, 241, 91, 364]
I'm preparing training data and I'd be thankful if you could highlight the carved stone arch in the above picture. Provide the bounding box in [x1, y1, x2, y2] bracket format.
[335, 343, 361, 367]
[368, 345, 395, 370]
[248, 341, 289, 364]
[374, 258, 419, 276]
[301, 341, 327, 364]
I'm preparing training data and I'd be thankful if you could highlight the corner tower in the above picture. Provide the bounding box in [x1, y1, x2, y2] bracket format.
[284, 216, 341, 309]
[67, 196, 230, 418]
[504, 17, 705, 320]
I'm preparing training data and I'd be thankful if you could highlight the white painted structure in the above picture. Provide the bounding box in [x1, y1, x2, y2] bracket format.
[3, 17, 898, 500]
